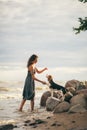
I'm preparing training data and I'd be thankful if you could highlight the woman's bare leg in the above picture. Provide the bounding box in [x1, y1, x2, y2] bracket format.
[30, 98, 34, 111]
[19, 99, 26, 111]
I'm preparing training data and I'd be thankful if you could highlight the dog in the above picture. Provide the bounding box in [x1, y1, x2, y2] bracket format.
[46, 75, 67, 94]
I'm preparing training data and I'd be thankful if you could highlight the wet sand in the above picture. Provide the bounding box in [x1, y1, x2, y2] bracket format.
[13, 109, 87, 130]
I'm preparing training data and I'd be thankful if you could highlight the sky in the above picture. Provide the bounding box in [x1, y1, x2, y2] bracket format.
[0, 0, 87, 81]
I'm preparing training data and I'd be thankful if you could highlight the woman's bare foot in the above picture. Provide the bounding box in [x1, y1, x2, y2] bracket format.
[18, 108, 22, 112]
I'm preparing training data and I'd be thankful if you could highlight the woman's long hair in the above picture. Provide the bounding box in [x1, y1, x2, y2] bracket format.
[27, 54, 38, 67]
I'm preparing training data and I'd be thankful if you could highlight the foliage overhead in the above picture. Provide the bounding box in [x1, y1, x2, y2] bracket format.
[73, 0, 87, 34]
[79, 0, 87, 3]
[73, 17, 87, 34]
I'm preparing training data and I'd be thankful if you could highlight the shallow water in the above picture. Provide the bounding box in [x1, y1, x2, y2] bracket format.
[0, 80, 65, 126]
[0, 81, 46, 125]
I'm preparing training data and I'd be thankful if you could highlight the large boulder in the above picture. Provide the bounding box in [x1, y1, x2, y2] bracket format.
[40, 91, 51, 107]
[76, 89, 87, 97]
[70, 94, 87, 109]
[46, 97, 60, 111]
[65, 80, 81, 90]
[40, 90, 61, 107]
[69, 104, 87, 113]
[53, 101, 70, 113]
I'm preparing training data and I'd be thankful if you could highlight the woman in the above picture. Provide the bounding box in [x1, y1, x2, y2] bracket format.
[19, 54, 48, 111]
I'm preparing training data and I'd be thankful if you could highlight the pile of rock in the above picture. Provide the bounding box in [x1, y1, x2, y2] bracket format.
[40, 80, 87, 113]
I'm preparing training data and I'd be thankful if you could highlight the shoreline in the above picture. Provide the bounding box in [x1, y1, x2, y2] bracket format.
[16, 110, 87, 130]
[0, 108, 87, 130]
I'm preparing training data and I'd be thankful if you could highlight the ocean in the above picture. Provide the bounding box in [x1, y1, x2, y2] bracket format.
[0, 76, 66, 127]
[0, 80, 46, 124]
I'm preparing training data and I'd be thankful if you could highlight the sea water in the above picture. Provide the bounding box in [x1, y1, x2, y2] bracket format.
[0, 80, 65, 126]
[0, 80, 48, 125]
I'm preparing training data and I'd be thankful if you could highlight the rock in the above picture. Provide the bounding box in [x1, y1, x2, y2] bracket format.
[76, 89, 87, 98]
[24, 120, 31, 123]
[85, 81, 87, 88]
[46, 97, 60, 111]
[29, 119, 46, 125]
[51, 122, 61, 126]
[24, 119, 47, 128]
[53, 101, 70, 113]
[40, 90, 60, 107]
[0, 124, 17, 130]
[69, 104, 87, 113]
[78, 82, 87, 90]
[70, 94, 87, 109]
[40, 91, 51, 107]
[65, 80, 81, 90]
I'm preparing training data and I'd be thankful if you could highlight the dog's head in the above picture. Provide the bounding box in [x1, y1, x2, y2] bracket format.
[46, 75, 53, 82]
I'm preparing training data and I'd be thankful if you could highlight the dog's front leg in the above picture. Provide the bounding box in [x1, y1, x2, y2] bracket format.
[51, 89, 53, 97]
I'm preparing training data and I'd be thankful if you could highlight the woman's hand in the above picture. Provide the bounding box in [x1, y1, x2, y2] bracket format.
[42, 81, 47, 85]
[44, 68, 48, 71]
[35, 67, 48, 74]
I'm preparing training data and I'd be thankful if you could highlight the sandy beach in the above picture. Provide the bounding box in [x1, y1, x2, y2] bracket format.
[13, 109, 87, 130]
[1, 107, 87, 130]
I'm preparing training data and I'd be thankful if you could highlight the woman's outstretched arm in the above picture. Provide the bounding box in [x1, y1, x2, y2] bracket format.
[35, 67, 48, 74]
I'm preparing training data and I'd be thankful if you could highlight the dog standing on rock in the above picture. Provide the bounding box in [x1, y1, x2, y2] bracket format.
[46, 75, 67, 94]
